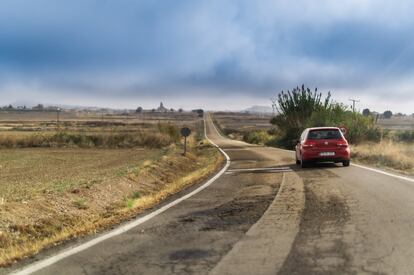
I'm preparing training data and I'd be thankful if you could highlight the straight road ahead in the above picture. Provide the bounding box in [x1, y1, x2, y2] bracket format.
[9, 115, 414, 275]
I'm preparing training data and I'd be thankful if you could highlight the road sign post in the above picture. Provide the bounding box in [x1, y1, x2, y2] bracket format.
[56, 108, 61, 130]
[181, 127, 191, 156]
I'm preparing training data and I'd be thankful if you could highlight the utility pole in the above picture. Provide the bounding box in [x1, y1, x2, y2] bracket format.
[56, 107, 61, 129]
[349, 98, 360, 112]
[270, 98, 277, 116]
[348, 99, 360, 142]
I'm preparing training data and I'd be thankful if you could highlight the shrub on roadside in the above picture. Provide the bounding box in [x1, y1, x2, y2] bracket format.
[243, 130, 271, 145]
[393, 130, 414, 143]
[269, 85, 381, 148]
[0, 123, 181, 149]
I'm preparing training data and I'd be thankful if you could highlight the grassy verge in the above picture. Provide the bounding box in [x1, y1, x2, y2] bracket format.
[352, 141, 414, 175]
[0, 138, 224, 266]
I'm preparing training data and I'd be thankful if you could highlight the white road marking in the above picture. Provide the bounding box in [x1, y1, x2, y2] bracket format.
[351, 163, 414, 183]
[225, 167, 292, 175]
[225, 170, 292, 175]
[227, 167, 292, 172]
[12, 117, 231, 275]
[266, 147, 414, 184]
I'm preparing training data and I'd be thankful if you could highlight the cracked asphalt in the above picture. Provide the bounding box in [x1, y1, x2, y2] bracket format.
[7, 115, 414, 275]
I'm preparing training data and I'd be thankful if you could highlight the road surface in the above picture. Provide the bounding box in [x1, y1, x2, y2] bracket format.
[8, 115, 414, 275]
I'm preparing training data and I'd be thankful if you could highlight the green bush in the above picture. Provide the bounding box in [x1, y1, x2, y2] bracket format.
[243, 130, 271, 145]
[270, 85, 381, 148]
[393, 130, 414, 142]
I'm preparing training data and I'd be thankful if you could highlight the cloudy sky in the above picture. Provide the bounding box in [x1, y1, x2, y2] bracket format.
[1, 0, 414, 113]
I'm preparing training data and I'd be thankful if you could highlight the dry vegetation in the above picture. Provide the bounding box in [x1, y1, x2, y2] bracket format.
[352, 141, 414, 175]
[0, 111, 223, 267]
[212, 112, 273, 142]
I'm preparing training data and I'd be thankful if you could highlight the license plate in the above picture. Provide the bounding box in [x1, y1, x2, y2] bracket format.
[320, 152, 335, 156]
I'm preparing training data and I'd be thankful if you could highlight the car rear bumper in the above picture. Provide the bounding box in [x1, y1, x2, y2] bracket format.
[302, 148, 350, 162]
[303, 157, 349, 163]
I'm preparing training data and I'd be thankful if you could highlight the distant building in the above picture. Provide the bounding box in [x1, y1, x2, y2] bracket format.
[157, 102, 168, 112]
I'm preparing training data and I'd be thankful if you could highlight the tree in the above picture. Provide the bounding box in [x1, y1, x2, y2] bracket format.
[383, 110, 393, 119]
[269, 84, 380, 147]
[362, 108, 371, 116]
[136, 106, 143, 113]
[178, 108, 184, 113]
[33, 104, 44, 110]
[271, 85, 332, 127]
[170, 108, 175, 112]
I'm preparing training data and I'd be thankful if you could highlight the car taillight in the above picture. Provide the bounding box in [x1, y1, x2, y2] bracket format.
[337, 141, 348, 147]
[303, 141, 316, 148]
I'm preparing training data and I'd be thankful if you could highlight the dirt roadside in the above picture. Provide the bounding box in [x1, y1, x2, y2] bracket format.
[0, 141, 224, 268]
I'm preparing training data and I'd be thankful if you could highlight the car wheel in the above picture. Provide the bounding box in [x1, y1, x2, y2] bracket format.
[343, 160, 350, 167]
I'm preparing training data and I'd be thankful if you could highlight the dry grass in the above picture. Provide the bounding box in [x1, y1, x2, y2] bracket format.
[0, 123, 180, 149]
[0, 139, 223, 266]
[352, 141, 414, 175]
[0, 112, 224, 267]
[0, 148, 160, 202]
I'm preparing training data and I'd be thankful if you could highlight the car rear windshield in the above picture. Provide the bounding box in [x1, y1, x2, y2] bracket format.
[307, 129, 342, 140]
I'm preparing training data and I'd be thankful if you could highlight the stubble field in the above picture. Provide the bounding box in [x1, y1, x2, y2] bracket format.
[0, 110, 223, 267]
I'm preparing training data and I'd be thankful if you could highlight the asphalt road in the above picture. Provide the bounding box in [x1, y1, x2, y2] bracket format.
[9, 115, 414, 275]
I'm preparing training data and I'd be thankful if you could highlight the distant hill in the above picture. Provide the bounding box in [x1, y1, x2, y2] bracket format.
[244, 105, 273, 114]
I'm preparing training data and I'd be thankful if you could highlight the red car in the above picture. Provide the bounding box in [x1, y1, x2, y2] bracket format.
[295, 127, 350, 168]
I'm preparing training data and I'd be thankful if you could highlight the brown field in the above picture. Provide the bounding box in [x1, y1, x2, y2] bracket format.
[212, 112, 273, 139]
[377, 117, 414, 130]
[0, 110, 223, 266]
[0, 110, 198, 131]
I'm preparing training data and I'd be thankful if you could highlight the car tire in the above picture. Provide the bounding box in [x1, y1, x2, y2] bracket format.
[343, 160, 350, 167]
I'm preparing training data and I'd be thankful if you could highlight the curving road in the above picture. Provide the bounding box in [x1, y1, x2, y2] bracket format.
[8, 114, 414, 275]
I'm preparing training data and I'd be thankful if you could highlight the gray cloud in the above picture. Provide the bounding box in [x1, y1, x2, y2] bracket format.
[0, 0, 414, 112]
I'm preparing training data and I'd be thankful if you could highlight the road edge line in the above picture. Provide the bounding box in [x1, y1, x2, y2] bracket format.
[12, 117, 231, 275]
[265, 147, 414, 184]
[351, 163, 414, 183]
